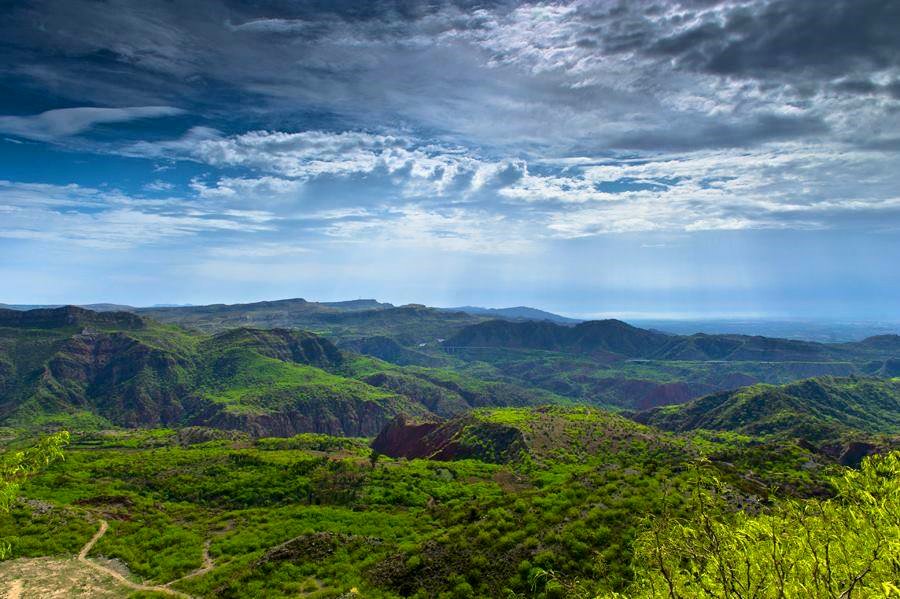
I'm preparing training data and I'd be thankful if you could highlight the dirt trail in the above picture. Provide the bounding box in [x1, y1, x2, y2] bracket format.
[6, 579, 23, 599]
[165, 539, 214, 587]
[77, 519, 193, 598]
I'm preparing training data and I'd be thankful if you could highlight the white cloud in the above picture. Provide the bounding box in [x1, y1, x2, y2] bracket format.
[129, 128, 527, 199]
[122, 122, 900, 241]
[0, 180, 272, 249]
[190, 175, 304, 200]
[228, 18, 310, 34]
[0, 106, 185, 141]
[177, 129, 397, 177]
[322, 205, 531, 254]
[208, 242, 312, 257]
[144, 179, 174, 191]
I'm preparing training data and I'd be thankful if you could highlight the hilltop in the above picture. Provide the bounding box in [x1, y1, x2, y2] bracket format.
[373, 405, 678, 465]
[636, 376, 900, 452]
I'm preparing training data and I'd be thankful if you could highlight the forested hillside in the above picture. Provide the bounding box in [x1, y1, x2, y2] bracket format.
[1, 306, 899, 598]
[636, 376, 900, 446]
[0, 307, 560, 436]
[6, 407, 890, 598]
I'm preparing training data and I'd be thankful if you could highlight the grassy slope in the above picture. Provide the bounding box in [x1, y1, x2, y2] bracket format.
[196, 346, 398, 415]
[0, 408, 838, 598]
[637, 376, 900, 443]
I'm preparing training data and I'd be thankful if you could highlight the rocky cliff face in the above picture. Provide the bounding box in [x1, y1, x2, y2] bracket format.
[35, 331, 190, 426]
[371, 414, 527, 463]
[371, 415, 444, 458]
[193, 395, 423, 438]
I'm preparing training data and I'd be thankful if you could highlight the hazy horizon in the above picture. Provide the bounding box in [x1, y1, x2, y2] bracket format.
[5, 294, 900, 325]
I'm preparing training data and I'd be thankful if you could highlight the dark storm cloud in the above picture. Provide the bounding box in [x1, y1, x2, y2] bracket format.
[834, 79, 900, 100]
[610, 113, 829, 151]
[0, 0, 516, 129]
[650, 0, 900, 81]
[1, 0, 898, 155]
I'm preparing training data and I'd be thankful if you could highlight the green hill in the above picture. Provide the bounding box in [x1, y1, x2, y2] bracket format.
[447, 318, 670, 358]
[0, 307, 559, 435]
[447, 318, 899, 362]
[373, 405, 682, 465]
[636, 376, 900, 445]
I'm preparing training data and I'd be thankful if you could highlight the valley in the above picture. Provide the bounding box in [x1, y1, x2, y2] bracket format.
[6, 2, 899, 596]
[0, 301, 898, 597]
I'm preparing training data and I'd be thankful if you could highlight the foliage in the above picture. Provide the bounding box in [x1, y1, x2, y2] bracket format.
[0, 431, 70, 512]
[620, 451, 900, 598]
[0, 312, 564, 435]
[0, 408, 852, 597]
[0, 430, 69, 558]
[639, 376, 900, 443]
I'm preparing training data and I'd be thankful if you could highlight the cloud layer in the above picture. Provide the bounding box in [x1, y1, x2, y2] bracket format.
[0, 106, 184, 140]
[1, 0, 899, 312]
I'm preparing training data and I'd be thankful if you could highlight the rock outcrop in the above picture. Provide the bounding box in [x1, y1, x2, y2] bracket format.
[371, 413, 527, 463]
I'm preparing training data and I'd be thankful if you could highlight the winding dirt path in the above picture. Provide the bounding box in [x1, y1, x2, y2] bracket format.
[164, 539, 214, 588]
[77, 519, 194, 598]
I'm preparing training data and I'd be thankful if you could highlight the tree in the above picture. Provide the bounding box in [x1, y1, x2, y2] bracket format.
[620, 452, 900, 599]
[0, 431, 70, 558]
[369, 449, 382, 470]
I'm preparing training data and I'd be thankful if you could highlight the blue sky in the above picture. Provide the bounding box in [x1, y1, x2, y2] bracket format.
[1, 0, 899, 318]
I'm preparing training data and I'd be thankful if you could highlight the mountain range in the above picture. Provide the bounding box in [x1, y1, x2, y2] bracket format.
[0, 306, 564, 436]
[446, 318, 900, 362]
[1, 303, 898, 455]
[1, 298, 578, 335]
[2, 301, 900, 599]
[439, 305, 581, 324]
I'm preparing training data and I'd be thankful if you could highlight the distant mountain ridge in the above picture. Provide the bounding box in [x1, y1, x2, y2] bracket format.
[3, 298, 581, 337]
[0, 303, 136, 312]
[440, 305, 580, 324]
[0, 305, 145, 329]
[447, 318, 900, 362]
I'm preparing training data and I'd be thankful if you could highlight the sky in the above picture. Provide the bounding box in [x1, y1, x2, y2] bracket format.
[1, 0, 899, 318]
